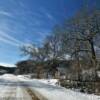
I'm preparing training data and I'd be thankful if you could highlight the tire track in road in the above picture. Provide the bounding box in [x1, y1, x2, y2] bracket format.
[17, 80, 48, 100]
[26, 88, 40, 100]
[16, 82, 32, 100]
[0, 76, 47, 100]
[0, 81, 32, 100]
[16, 83, 40, 100]
[5, 86, 16, 100]
[0, 82, 15, 100]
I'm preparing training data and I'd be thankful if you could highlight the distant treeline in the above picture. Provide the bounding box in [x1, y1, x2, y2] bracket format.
[0, 66, 16, 74]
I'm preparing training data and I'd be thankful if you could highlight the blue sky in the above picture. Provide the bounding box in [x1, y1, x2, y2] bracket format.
[0, 0, 94, 66]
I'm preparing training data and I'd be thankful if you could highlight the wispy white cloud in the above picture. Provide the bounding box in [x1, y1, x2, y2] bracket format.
[0, 32, 23, 44]
[36, 31, 49, 39]
[40, 7, 56, 22]
[0, 21, 24, 47]
[45, 12, 55, 21]
[0, 10, 13, 17]
[0, 36, 19, 47]
[0, 31, 24, 47]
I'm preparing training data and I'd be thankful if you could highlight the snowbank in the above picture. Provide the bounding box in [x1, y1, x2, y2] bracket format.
[0, 74, 18, 82]
[17, 75, 59, 86]
[30, 83, 100, 100]
[17, 75, 100, 100]
[34, 79, 59, 86]
[22, 79, 100, 100]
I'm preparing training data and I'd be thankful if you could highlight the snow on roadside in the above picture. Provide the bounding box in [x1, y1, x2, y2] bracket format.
[33, 79, 59, 86]
[29, 81, 100, 100]
[17, 75, 100, 100]
[0, 74, 18, 82]
[0, 74, 100, 100]
[20, 78, 100, 100]
[17, 75, 59, 86]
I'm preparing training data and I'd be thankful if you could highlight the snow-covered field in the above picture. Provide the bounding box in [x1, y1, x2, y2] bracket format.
[0, 74, 100, 100]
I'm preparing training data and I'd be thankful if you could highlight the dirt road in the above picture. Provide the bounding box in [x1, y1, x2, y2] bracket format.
[0, 75, 40, 100]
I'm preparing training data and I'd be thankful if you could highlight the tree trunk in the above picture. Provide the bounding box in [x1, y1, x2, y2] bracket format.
[89, 39, 97, 75]
[89, 39, 96, 61]
[89, 39, 97, 93]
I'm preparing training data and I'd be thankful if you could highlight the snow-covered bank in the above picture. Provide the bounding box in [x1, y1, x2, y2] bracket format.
[0, 74, 100, 100]
[0, 74, 18, 82]
[33, 79, 59, 86]
[17, 75, 100, 100]
[27, 80, 100, 100]
[17, 75, 59, 86]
